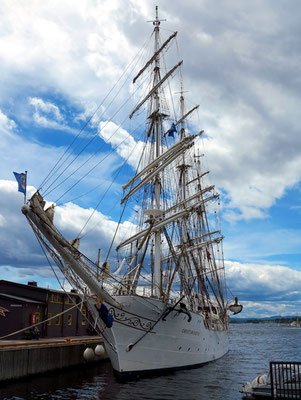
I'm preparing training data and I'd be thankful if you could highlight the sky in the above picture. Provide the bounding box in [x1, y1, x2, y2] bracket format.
[1, 0, 301, 318]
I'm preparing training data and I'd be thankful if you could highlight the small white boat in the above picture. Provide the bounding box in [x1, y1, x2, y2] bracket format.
[290, 318, 301, 327]
[241, 373, 272, 398]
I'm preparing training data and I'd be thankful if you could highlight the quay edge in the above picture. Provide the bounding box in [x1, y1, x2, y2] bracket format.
[0, 336, 108, 383]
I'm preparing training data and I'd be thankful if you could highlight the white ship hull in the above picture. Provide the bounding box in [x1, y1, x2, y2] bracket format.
[96, 296, 229, 376]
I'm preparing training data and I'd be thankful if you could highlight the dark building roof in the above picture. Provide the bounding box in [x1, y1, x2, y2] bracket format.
[0, 280, 76, 296]
[0, 279, 48, 291]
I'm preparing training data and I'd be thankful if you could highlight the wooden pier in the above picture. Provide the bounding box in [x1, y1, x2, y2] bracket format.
[0, 336, 108, 382]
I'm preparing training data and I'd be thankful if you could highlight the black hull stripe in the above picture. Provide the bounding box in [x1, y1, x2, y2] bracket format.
[113, 360, 210, 380]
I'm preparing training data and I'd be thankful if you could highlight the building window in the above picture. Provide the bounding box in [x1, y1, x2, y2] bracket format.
[66, 297, 75, 305]
[82, 308, 87, 326]
[50, 293, 63, 304]
[67, 313, 72, 326]
[34, 312, 40, 324]
[56, 315, 61, 326]
[48, 312, 53, 326]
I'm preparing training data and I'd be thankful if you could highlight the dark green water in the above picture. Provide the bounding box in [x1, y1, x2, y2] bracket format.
[0, 324, 300, 400]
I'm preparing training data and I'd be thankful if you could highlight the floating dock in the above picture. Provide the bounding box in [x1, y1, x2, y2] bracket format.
[0, 336, 108, 382]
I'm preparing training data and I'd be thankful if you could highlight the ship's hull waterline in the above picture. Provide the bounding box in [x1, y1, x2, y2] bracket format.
[98, 296, 229, 376]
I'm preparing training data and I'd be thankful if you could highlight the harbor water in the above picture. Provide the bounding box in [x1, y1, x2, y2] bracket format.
[0, 323, 300, 400]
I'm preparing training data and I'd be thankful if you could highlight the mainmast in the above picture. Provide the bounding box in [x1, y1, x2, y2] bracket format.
[179, 89, 188, 296]
[153, 6, 163, 298]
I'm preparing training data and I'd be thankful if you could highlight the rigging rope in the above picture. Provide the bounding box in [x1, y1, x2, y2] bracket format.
[77, 125, 147, 240]
[39, 34, 153, 193]
[52, 118, 146, 204]
[43, 69, 152, 198]
[30, 219, 116, 345]
[0, 304, 79, 340]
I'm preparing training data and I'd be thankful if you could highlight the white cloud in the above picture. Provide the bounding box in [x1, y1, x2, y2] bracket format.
[0, 110, 17, 133]
[0, 265, 65, 290]
[226, 261, 301, 302]
[0, 108, 75, 193]
[0, 177, 137, 272]
[98, 120, 146, 170]
[1, 1, 301, 222]
[55, 201, 137, 258]
[0, 0, 136, 104]
[29, 97, 66, 130]
[29, 97, 63, 120]
[232, 299, 301, 319]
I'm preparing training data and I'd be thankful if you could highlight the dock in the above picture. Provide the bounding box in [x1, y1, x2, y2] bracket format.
[0, 336, 108, 382]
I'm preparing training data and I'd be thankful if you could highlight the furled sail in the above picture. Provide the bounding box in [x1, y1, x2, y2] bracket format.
[22, 193, 119, 307]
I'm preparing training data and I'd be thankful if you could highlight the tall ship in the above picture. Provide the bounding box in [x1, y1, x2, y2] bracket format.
[21, 7, 241, 377]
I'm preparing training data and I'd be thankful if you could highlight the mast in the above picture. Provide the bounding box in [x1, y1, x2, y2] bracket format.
[179, 88, 189, 297]
[153, 6, 162, 298]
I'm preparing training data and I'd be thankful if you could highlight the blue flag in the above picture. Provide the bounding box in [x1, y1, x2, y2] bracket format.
[13, 172, 26, 195]
[167, 123, 177, 137]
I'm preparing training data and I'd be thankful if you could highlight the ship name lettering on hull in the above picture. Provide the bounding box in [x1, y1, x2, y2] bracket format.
[182, 328, 200, 336]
